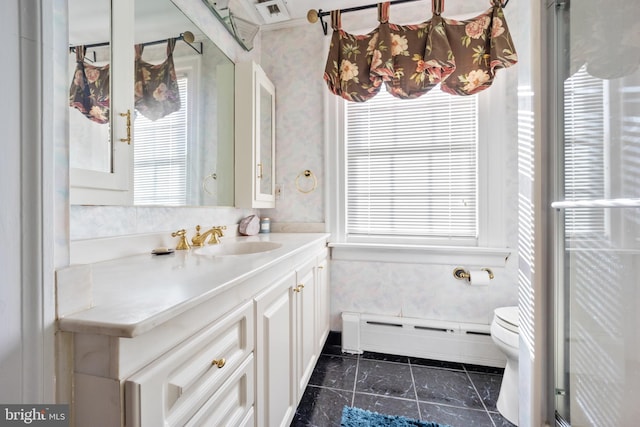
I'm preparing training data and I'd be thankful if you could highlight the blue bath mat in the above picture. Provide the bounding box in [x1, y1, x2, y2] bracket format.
[340, 406, 450, 427]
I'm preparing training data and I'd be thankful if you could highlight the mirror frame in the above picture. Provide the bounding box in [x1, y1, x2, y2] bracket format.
[200, 0, 256, 51]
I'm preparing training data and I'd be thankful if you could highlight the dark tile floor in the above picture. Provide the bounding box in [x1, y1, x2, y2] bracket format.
[291, 334, 517, 427]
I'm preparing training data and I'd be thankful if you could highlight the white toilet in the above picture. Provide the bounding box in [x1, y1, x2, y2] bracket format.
[491, 306, 519, 426]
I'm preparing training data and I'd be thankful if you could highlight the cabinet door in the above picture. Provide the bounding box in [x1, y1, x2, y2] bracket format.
[295, 259, 317, 401]
[315, 253, 330, 353]
[254, 67, 276, 204]
[235, 61, 276, 208]
[69, 0, 133, 205]
[255, 272, 297, 427]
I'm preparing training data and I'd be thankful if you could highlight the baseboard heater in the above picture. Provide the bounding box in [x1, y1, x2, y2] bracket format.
[341, 312, 506, 368]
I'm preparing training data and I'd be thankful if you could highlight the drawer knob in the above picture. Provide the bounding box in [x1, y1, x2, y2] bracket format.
[211, 358, 226, 368]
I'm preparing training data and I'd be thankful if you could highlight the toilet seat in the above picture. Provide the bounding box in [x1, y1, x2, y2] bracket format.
[494, 306, 519, 334]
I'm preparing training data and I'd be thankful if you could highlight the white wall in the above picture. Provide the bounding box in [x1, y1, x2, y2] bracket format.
[0, 0, 63, 404]
[0, 0, 25, 404]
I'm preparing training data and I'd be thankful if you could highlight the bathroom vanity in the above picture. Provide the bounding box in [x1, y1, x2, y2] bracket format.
[56, 233, 330, 427]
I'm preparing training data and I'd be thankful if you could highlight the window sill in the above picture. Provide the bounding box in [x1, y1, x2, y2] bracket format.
[328, 242, 512, 267]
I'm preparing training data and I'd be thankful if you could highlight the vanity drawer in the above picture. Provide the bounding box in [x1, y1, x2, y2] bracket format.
[185, 354, 254, 427]
[125, 300, 254, 427]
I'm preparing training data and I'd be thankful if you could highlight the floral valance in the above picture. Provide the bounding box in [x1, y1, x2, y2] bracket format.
[324, 0, 518, 102]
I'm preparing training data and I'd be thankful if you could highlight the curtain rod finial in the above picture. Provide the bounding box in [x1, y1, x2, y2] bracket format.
[181, 31, 195, 43]
[307, 9, 319, 23]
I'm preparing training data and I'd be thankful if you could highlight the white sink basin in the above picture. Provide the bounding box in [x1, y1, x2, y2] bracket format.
[194, 241, 283, 257]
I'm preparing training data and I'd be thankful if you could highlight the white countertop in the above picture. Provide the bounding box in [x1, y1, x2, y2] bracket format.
[57, 233, 329, 338]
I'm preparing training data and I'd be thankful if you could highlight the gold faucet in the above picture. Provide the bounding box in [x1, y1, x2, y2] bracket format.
[171, 229, 191, 250]
[191, 225, 227, 246]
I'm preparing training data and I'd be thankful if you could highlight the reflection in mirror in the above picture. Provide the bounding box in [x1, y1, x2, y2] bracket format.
[133, 0, 235, 206]
[68, 0, 235, 207]
[259, 85, 273, 195]
[201, 0, 260, 51]
[68, 0, 111, 173]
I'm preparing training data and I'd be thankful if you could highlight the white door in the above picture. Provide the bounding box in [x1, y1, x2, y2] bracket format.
[255, 272, 297, 427]
[295, 260, 317, 401]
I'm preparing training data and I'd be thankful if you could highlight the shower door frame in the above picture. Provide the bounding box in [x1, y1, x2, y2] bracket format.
[549, 0, 569, 423]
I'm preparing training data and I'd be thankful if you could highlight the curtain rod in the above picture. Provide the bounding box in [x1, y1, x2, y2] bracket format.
[307, 0, 510, 35]
[69, 31, 203, 56]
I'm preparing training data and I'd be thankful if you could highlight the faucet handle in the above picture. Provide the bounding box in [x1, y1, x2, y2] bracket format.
[171, 229, 191, 250]
[207, 225, 227, 244]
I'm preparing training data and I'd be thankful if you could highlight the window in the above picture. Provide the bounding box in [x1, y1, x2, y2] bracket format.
[345, 86, 478, 243]
[134, 76, 188, 206]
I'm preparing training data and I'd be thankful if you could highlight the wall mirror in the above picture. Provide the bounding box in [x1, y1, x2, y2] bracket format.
[69, 0, 235, 207]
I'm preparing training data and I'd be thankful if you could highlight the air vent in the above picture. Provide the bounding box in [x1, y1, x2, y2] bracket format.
[255, 0, 290, 23]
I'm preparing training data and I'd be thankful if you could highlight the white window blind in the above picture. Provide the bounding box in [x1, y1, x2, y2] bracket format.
[345, 86, 478, 239]
[134, 77, 188, 206]
[563, 66, 606, 235]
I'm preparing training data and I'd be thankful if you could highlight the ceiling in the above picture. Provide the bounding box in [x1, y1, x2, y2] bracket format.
[285, 0, 393, 20]
[236, 0, 431, 26]
[238, 0, 487, 29]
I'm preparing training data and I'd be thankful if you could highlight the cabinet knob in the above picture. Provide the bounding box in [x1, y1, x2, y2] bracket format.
[211, 358, 226, 368]
[293, 284, 304, 293]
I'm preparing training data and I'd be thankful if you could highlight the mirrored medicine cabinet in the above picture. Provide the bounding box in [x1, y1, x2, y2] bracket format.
[68, 0, 236, 207]
[234, 61, 276, 209]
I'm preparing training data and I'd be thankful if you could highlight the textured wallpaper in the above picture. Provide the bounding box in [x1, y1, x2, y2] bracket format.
[260, 24, 326, 223]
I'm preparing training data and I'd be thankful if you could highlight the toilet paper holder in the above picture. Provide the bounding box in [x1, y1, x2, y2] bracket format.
[453, 267, 494, 281]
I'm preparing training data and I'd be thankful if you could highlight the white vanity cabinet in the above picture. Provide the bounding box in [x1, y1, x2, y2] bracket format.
[58, 234, 330, 427]
[235, 61, 276, 208]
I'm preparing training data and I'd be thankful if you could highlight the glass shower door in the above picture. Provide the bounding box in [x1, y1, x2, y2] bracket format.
[553, 0, 640, 425]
